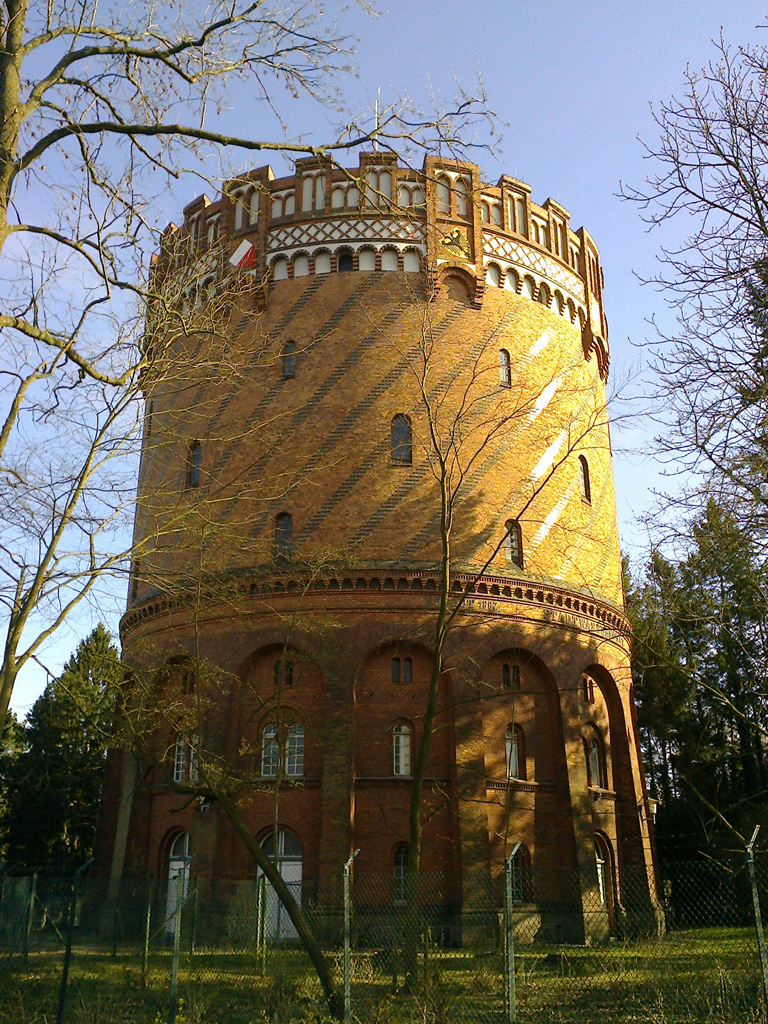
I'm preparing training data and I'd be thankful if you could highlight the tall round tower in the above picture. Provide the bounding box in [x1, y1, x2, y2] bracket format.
[96, 153, 658, 942]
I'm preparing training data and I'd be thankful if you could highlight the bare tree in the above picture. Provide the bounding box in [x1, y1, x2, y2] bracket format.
[621, 30, 768, 542]
[0, 0, 496, 733]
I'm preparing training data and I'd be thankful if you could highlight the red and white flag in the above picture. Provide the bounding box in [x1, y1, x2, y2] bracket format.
[229, 240, 257, 269]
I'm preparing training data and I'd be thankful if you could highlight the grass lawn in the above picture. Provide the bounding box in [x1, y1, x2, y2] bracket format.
[0, 927, 762, 1023]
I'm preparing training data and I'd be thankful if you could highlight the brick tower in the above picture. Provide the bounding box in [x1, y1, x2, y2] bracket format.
[95, 153, 658, 942]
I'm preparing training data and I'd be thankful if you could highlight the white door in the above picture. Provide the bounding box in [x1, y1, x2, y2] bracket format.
[259, 828, 302, 941]
[165, 832, 190, 936]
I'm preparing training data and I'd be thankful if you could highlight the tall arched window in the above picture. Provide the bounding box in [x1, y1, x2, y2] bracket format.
[505, 519, 523, 569]
[510, 844, 533, 903]
[585, 732, 607, 789]
[502, 663, 520, 692]
[393, 723, 412, 776]
[505, 724, 526, 780]
[282, 340, 296, 379]
[391, 414, 412, 465]
[391, 657, 401, 685]
[455, 177, 469, 218]
[393, 843, 409, 904]
[578, 455, 592, 504]
[249, 189, 260, 225]
[436, 175, 451, 214]
[261, 724, 279, 776]
[285, 724, 305, 777]
[186, 440, 202, 489]
[274, 658, 294, 687]
[403, 657, 413, 685]
[499, 349, 512, 387]
[274, 512, 293, 559]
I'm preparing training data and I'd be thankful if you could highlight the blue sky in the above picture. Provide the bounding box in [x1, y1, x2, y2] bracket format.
[9, 1, 767, 714]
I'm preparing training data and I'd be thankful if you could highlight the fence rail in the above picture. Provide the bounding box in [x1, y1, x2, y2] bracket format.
[1, 856, 767, 1023]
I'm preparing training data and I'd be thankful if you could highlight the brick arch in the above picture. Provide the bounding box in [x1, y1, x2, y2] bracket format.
[467, 639, 582, 905]
[583, 662, 650, 892]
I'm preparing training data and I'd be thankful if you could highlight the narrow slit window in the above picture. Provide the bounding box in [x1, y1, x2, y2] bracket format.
[403, 657, 413, 684]
[391, 414, 412, 465]
[579, 455, 592, 503]
[282, 340, 296, 379]
[505, 519, 523, 569]
[274, 512, 293, 559]
[499, 349, 512, 387]
[186, 441, 202, 489]
[391, 657, 401, 685]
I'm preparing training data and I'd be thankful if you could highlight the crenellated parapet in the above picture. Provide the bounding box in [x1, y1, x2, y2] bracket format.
[164, 153, 610, 378]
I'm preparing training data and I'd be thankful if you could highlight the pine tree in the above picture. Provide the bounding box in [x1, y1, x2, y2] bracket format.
[0, 626, 119, 869]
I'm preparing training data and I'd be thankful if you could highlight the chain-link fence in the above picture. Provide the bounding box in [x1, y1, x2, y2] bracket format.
[1, 853, 767, 1023]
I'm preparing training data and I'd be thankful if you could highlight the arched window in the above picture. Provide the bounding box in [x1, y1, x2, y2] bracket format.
[273, 257, 288, 280]
[282, 340, 296, 379]
[274, 657, 294, 688]
[522, 276, 535, 300]
[538, 283, 551, 307]
[585, 733, 607, 789]
[403, 250, 420, 273]
[491, 204, 502, 226]
[261, 724, 279, 776]
[505, 269, 519, 293]
[285, 723, 304, 777]
[302, 175, 314, 212]
[274, 512, 293, 559]
[233, 190, 246, 231]
[358, 248, 376, 271]
[578, 455, 592, 503]
[393, 843, 409, 904]
[391, 414, 412, 465]
[293, 254, 309, 278]
[455, 177, 469, 218]
[337, 251, 354, 273]
[314, 251, 331, 274]
[393, 723, 412, 776]
[249, 189, 260, 225]
[499, 349, 512, 387]
[391, 657, 401, 685]
[436, 175, 450, 214]
[486, 263, 501, 287]
[166, 831, 191, 935]
[381, 249, 398, 272]
[272, 196, 283, 220]
[510, 844, 533, 903]
[331, 187, 345, 210]
[284, 193, 295, 216]
[515, 198, 528, 238]
[504, 519, 523, 569]
[412, 187, 425, 208]
[186, 440, 202, 489]
[502, 663, 520, 692]
[505, 724, 526, 780]
[594, 834, 615, 916]
[403, 657, 413, 685]
[173, 735, 187, 782]
[582, 674, 595, 703]
[379, 171, 392, 201]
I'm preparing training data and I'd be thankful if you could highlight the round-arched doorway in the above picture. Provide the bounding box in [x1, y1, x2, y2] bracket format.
[258, 828, 302, 941]
[165, 831, 191, 935]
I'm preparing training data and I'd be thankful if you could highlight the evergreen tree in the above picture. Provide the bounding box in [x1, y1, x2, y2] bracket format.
[626, 503, 768, 856]
[0, 626, 119, 869]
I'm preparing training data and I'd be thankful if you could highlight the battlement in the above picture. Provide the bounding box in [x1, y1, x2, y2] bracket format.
[167, 154, 609, 377]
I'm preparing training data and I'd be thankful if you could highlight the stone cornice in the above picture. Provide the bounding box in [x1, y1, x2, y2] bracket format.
[120, 568, 630, 641]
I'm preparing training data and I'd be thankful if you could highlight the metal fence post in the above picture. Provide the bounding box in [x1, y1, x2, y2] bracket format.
[23, 872, 37, 962]
[56, 858, 92, 1024]
[504, 843, 521, 1024]
[189, 878, 199, 956]
[343, 849, 360, 1024]
[747, 826, 768, 1020]
[256, 874, 267, 973]
[142, 876, 154, 990]
[168, 862, 188, 1024]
